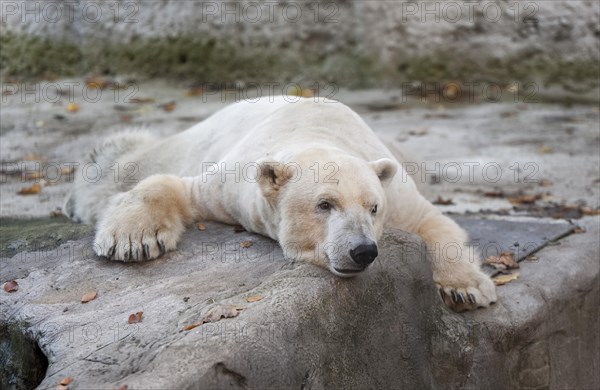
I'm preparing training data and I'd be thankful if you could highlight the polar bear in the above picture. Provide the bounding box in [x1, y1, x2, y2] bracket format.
[65, 96, 496, 311]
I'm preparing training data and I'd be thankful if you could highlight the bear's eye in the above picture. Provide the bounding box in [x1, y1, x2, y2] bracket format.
[371, 205, 378, 215]
[318, 201, 332, 211]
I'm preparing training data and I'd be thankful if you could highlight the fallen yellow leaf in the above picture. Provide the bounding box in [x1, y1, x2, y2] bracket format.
[81, 291, 97, 303]
[67, 103, 80, 113]
[246, 295, 263, 303]
[493, 272, 520, 286]
[86, 76, 112, 90]
[183, 323, 201, 331]
[59, 376, 74, 385]
[160, 102, 176, 112]
[17, 183, 42, 195]
[240, 240, 253, 248]
[183, 305, 244, 331]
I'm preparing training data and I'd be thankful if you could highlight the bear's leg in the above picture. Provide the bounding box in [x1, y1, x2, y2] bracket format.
[94, 174, 196, 261]
[414, 205, 497, 312]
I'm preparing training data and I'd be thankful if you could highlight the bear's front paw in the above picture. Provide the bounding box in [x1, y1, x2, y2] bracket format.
[94, 192, 186, 261]
[435, 268, 497, 312]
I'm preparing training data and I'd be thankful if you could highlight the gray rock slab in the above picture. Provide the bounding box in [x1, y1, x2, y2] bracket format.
[1, 216, 598, 389]
[453, 215, 576, 276]
[1, 224, 439, 389]
[453, 215, 600, 390]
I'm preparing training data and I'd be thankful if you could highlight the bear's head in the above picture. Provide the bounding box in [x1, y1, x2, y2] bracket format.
[258, 150, 398, 277]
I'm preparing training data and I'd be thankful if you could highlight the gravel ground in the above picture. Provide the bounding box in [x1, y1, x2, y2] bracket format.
[1, 79, 598, 218]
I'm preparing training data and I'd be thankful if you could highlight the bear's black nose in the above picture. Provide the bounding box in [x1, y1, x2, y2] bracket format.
[350, 243, 378, 266]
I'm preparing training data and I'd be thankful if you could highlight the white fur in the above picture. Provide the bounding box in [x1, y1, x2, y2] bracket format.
[66, 96, 496, 311]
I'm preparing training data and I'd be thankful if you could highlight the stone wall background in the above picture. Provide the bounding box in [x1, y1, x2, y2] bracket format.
[1, 0, 599, 87]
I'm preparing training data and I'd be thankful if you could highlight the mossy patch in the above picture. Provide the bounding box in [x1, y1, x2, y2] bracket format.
[0, 32, 82, 79]
[0, 217, 93, 258]
[1, 32, 380, 88]
[1, 32, 598, 92]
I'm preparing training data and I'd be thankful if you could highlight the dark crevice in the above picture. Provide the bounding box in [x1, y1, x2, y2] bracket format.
[0, 323, 48, 390]
[214, 362, 249, 389]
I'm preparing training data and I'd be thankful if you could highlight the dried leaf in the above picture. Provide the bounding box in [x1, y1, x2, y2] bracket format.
[86, 76, 112, 90]
[203, 304, 243, 323]
[67, 103, 80, 113]
[186, 87, 205, 97]
[17, 183, 42, 195]
[432, 196, 454, 205]
[240, 240, 253, 248]
[159, 101, 177, 112]
[57, 385, 68, 390]
[287, 85, 314, 97]
[197, 223, 206, 231]
[483, 190, 505, 198]
[128, 311, 143, 324]
[300, 88, 315, 98]
[60, 376, 74, 385]
[246, 295, 263, 303]
[62, 166, 76, 176]
[574, 226, 586, 234]
[538, 179, 553, 187]
[183, 305, 244, 331]
[22, 153, 47, 161]
[81, 291, 97, 303]
[540, 145, 554, 154]
[233, 225, 246, 233]
[508, 193, 542, 205]
[183, 323, 201, 331]
[493, 272, 519, 286]
[445, 83, 460, 98]
[485, 252, 519, 271]
[128, 97, 155, 104]
[115, 385, 128, 390]
[581, 207, 600, 216]
[3, 280, 19, 292]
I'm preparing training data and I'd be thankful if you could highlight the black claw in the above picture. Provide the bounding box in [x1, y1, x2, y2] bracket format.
[439, 288, 446, 300]
[143, 244, 150, 259]
[450, 290, 458, 303]
[107, 245, 116, 258]
[468, 293, 476, 304]
[457, 293, 466, 304]
[158, 240, 165, 255]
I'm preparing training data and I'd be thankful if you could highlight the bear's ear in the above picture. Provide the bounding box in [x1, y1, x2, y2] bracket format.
[258, 160, 294, 203]
[368, 158, 398, 186]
